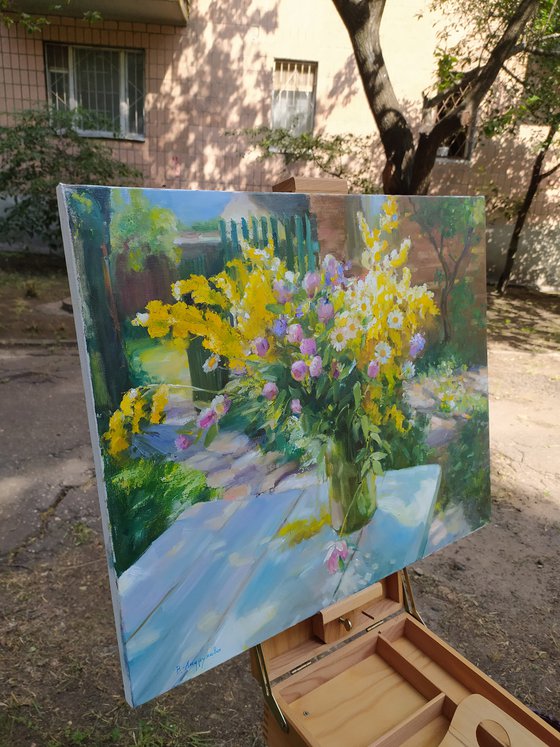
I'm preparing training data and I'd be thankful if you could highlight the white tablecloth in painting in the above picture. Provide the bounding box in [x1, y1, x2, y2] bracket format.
[118, 463, 441, 706]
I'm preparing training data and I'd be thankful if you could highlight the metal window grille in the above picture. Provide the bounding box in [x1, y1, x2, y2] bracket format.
[272, 60, 317, 135]
[44, 43, 145, 139]
[435, 90, 476, 160]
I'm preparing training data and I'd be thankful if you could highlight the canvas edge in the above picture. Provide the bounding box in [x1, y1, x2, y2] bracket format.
[472, 195, 492, 526]
[56, 184, 134, 707]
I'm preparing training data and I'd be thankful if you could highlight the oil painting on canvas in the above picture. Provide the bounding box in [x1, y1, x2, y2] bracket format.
[58, 187, 490, 707]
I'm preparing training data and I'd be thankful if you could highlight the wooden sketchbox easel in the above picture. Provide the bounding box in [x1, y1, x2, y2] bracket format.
[248, 177, 560, 747]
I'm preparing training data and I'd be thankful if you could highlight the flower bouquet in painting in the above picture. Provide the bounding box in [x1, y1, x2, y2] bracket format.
[106, 197, 439, 539]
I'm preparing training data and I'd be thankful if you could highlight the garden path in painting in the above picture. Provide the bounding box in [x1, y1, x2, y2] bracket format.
[58, 187, 490, 707]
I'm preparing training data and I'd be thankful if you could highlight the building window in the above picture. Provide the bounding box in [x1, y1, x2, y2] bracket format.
[272, 60, 317, 136]
[435, 92, 476, 160]
[45, 43, 145, 139]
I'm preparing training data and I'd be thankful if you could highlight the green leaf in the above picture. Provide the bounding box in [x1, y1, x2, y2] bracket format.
[204, 423, 219, 447]
[316, 375, 330, 399]
[360, 415, 370, 441]
[371, 460, 384, 476]
[353, 381, 361, 411]
[265, 303, 286, 314]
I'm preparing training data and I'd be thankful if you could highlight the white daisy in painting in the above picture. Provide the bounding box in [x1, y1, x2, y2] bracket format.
[401, 361, 415, 380]
[203, 354, 220, 373]
[343, 315, 362, 340]
[131, 312, 149, 327]
[375, 341, 392, 364]
[330, 326, 349, 352]
[387, 308, 404, 329]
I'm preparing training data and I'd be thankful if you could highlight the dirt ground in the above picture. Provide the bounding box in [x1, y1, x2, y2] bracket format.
[0, 254, 559, 746]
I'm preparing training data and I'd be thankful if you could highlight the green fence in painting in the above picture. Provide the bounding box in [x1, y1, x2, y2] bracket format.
[218, 214, 319, 274]
[186, 214, 319, 400]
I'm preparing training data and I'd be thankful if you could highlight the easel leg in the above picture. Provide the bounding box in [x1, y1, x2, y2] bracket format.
[402, 567, 425, 624]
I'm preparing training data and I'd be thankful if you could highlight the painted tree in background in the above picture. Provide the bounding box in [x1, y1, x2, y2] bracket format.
[410, 198, 485, 346]
[111, 191, 180, 271]
[331, 0, 542, 195]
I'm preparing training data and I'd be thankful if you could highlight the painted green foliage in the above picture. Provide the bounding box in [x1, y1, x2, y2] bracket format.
[111, 190, 180, 271]
[105, 456, 220, 576]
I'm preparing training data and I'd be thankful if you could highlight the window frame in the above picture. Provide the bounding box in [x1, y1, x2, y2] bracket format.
[44, 42, 146, 142]
[271, 58, 318, 136]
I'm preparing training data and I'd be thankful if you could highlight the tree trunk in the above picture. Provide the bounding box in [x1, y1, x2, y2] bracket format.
[332, 0, 539, 195]
[496, 123, 558, 294]
[332, 0, 416, 193]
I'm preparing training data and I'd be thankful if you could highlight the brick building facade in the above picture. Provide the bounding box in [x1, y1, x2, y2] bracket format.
[1, 0, 559, 288]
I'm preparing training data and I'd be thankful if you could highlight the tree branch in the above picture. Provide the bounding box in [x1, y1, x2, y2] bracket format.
[540, 160, 560, 180]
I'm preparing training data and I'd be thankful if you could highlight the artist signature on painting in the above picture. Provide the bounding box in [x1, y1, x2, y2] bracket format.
[175, 646, 222, 676]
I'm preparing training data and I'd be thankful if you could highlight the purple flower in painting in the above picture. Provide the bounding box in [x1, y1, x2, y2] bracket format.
[323, 254, 344, 287]
[231, 364, 246, 376]
[273, 280, 292, 304]
[197, 407, 218, 430]
[409, 333, 426, 358]
[300, 337, 317, 356]
[287, 323, 303, 344]
[309, 355, 323, 378]
[262, 382, 279, 401]
[272, 317, 288, 337]
[291, 360, 308, 382]
[290, 398, 302, 414]
[331, 360, 340, 380]
[317, 300, 334, 324]
[325, 541, 349, 574]
[295, 305, 305, 319]
[175, 434, 193, 451]
[303, 271, 321, 298]
[254, 337, 269, 357]
[367, 360, 380, 379]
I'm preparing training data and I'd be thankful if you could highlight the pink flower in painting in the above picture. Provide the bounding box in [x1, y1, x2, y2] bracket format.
[273, 281, 292, 304]
[254, 337, 269, 357]
[317, 300, 334, 324]
[175, 434, 193, 451]
[262, 382, 279, 401]
[197, 407, 218, 430]
[291, 360, 308, 382]
[290, 398, 302, 414]
[300, 337, 317, 356]
[325, 541, 349, 574]
[287, 323, 303, 344]
[367, 360, 380, 379]
[309, 355, 323, 378]
[303, 271, 321, 298]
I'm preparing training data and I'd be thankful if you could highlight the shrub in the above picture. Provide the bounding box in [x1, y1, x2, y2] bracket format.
[0, 107, 142, 251]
